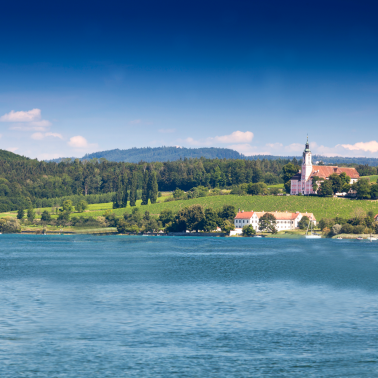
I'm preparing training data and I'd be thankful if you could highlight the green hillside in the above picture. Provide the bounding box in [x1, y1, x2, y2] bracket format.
[109, 195, 378, 220]
[0, 149, 29, 161]
[7, 195, 376, 222]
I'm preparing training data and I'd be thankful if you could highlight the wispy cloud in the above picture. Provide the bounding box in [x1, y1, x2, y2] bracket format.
[159, 128, 176, 133]
[68, 135, 97, 151]
[0, 108, 41, 122]
[2, 108, 52, 131]
[129, 119, 142, 124]
[68, 135, 89, 148]
[184, 130, 254, 147]
[341, 140, 378, 153]
[214, 131, 254, 143]
[31, 132, 63, 140]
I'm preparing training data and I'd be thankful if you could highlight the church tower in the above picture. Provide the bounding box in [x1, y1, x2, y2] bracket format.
[302, 136, 312, 181]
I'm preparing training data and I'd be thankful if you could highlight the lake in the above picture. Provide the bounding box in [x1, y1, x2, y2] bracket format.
[1, 235, 378, 377]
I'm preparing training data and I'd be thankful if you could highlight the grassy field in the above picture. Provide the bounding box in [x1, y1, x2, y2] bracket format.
[6, 194, 376, 221]
[2, 188, 378, 223]
[366, 175, 378, 183]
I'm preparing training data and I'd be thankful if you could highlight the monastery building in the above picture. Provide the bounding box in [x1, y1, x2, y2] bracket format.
[290, 139, 359, 195]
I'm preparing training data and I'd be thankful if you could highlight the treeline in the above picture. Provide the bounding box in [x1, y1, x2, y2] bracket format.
[319, 209, 378, 236]
[0, 157, 292, 212]
[0, 154, 377, 213]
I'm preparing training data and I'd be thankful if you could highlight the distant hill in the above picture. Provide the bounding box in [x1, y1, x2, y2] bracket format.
[0, 149, 29, 161]
[47, 146, 378, 166]
[51, 146, 244, 163]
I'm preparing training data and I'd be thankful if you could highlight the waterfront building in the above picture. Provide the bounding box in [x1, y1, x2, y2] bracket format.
[290, 138, 359, 195]
[233, 210, 316, 233]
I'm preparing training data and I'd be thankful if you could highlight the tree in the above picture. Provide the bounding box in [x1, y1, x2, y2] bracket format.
[76, 200, 88, 213]
[318, 180, 333, 196]
[339, 172, 351, 186]
[328, 173, 343, 194]
[331, 224, 342, 236]
[354, 178, 371, 199]
[0, 217, 21, 233]
[221, 219, 235, 234]
[370, 184, 378, 199]
[252, 168, 264, 183]
[148, 171, 158, 204]
[159, 209, 175, 226]
[27, 208, 35, 222]
[298, 216, 310, 230]
[173, 205, 205, 232]
[311, 176, 320, 192]
[202, 208, 219, 232]
[141, 169, 149, 205]
[341, 223, 353, 234]
[17, 208, 25, 220]
[58, 200, 73, 222]
[173, 188, 185, 199]
[129, 171, 138, 206]
[41, 210, 51, 222]
[242, 224, 256, 236]
[282, 162, 298, 193]
[247, 182, 268, 195]
[259, 213, 277, 233]
[218, 205, 237, 221]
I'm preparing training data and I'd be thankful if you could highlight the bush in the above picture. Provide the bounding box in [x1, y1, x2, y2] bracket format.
[0, 217, 21, 233]
[242, 224, 256, 236]
[298, 216, 310, 230]
[331, 224, 342, 235]
[341, 223, 353, 234]
[354, 225, 365, 234]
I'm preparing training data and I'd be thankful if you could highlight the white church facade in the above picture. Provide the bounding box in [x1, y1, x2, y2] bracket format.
[290, 139, 359, 196]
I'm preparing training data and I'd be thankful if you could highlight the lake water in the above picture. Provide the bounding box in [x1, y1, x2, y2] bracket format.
[1, 235, 378, 377]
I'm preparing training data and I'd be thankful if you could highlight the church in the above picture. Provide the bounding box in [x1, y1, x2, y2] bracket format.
[290, 139, 359, 195]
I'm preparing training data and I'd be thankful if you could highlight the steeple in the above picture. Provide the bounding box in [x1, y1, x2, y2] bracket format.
[302, 135, 312, 181]
[305, 135, 310, 152]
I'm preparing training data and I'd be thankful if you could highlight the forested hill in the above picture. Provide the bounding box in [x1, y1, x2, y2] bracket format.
[81, 147, 243, 162]
[0, 149, 29, 162]
[48, 146, 378, 166]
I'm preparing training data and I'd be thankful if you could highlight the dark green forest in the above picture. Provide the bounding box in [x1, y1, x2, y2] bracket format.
[0, 156, 292, 211]
[0, 147, 377, 212]
[48, 146, 378, 166]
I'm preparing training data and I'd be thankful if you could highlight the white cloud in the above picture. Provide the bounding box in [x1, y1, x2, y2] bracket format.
[45, 132, 63, 139]
[341, 140, 378, 153]
[214, 131, 254, 144]
[0, 108, 41, 122]
[183, 130, 254, 147]
[6, 147, 19, 152]
[159, 128, 176, 133]
[31, 132, 63, 140]
[68, 135, 89, 148]
[2, 108, 52, 131]
[31, 132, 45, 140]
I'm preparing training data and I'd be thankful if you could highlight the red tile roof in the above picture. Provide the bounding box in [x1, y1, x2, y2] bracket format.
[234, 211, 254, 219]
[234, 211, 316, 221]
[311, 166, 359, 179]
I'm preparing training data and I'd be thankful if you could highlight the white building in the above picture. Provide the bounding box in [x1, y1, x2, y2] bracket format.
[233, 210, 316, 234]
[290, 138, 359, 195]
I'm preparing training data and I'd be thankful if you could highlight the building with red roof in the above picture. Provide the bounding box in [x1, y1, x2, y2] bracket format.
[234, 210, 316, 233]
[290, 138, 359, 195]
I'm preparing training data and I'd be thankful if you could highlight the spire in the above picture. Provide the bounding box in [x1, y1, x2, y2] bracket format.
[305, 135, 310, 152]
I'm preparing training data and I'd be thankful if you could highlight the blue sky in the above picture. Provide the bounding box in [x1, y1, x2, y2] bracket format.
[0, 0, 377, 159]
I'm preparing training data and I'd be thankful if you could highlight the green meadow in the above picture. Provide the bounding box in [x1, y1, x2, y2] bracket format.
[3, 194, 377, 222]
